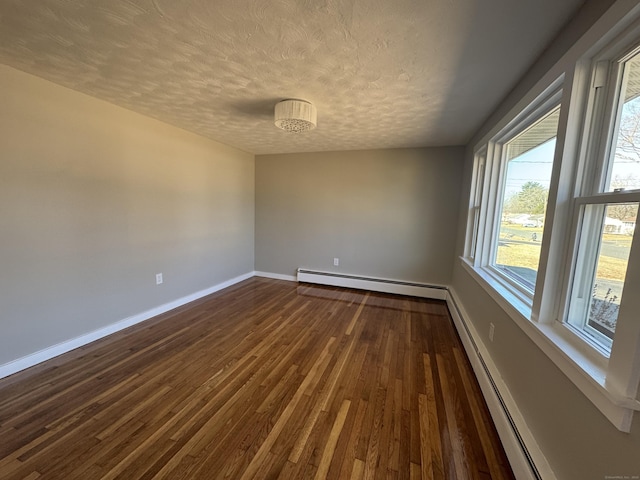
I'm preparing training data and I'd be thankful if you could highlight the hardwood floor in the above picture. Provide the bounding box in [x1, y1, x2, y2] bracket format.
[0, 278, 515, 479]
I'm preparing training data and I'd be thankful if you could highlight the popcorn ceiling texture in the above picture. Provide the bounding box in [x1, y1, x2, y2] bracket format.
[0, 0, 583, 154]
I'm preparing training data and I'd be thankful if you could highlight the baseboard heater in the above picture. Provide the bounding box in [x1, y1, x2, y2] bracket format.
[296, 269, 447, 300]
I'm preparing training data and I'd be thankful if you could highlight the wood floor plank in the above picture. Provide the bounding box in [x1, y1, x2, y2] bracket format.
[0, 278, 515, 479]
[423, 353, 445, 480]
[452, 348, 513, 480]
[418, 393, 434, 480]
[313, 399, 351, 480]
[336, 398, 368, 479]
[351, 458, 366, 479]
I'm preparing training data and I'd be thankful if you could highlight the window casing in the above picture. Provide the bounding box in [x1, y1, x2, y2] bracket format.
[560, 40, 640, 406]
[466, 148, 486, 262]
[490, 105, 560, 294]
[466, 83, 563, 317]
[462, 22, 640, 431]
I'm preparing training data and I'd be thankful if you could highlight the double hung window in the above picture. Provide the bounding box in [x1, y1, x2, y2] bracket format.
[466, 148, 485, 263]
[465, 84, 562, 314]
[493, 105, 560, 293]
[565, 49, 640, 355]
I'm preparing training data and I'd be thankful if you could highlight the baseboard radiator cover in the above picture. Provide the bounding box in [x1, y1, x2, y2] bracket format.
[297, 269, 447, 300]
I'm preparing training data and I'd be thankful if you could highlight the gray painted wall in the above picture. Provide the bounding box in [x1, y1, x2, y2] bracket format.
[451, 1, 640, 478]
[255, 148, 464, 284]
[0, 65, 255, 365]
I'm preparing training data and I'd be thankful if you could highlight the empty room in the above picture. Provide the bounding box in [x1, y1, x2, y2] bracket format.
[1, 1, 640, 479]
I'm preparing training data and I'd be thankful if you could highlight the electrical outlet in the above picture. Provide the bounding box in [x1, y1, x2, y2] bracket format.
[489, 323, 495, 342]
[156, 273, 163, 285]
[333, 258, 339, 266]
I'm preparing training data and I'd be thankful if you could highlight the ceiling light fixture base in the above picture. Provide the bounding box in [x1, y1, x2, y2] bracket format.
[274, 99, 317, 133]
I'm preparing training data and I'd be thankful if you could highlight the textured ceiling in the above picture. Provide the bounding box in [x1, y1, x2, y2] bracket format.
[0, 0, 586, 154]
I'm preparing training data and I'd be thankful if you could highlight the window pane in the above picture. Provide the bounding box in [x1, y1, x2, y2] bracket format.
[568, 203, 638, 351]
[494, 107, 560, 289]
[608, 51, 640, 191]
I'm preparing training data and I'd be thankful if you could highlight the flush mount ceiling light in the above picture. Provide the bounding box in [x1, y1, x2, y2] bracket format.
[274, 99, 317, 133]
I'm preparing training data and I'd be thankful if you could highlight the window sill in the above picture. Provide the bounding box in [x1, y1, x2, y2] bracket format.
[460, 257, 532, 323]
[460, 257, 640, 432]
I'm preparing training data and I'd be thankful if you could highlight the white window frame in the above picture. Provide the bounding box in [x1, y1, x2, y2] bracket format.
[564, 198, 639, 354]
[557, 32, 640, 414]
[464, 81, 564, 319]
[461, 13, 640, 432]
[464, 147, 486, 263]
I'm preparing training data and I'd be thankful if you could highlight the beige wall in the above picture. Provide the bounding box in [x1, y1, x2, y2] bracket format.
[0, 65, 255, 365]
[255, 148, 464, 284]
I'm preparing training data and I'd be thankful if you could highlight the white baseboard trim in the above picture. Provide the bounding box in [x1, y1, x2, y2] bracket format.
[254, 271, 297, 282]
[446, 288, 555, 480]
[0, 271, 254, 380]
[296, 268, 448, 300]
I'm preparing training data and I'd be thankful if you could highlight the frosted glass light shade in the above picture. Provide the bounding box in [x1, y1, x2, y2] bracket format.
[274, 99, 317, 132]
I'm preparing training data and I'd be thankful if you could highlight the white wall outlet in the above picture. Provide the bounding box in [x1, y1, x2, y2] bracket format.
[489, 323, 495, 342]
[333, 257, 339, 266]
[156, 273, 163, 285]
